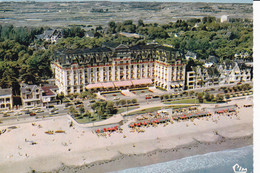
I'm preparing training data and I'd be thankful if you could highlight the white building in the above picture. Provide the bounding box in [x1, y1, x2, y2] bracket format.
[0, 88, 12, 110]
[220, 15, 229, 23]
[52, 44, 186, 95]
[20, 83, 43, 107]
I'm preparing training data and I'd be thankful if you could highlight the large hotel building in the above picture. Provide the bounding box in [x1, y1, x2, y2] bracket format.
[52, 44, 186, 95]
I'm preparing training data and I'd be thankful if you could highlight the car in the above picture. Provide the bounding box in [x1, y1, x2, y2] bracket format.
[89, 100, 96, 103]
[65, 103, 73, 107]
[46, 105, 55, 109]
[76, 104, 83, 108]
[36, 109, 44, 113]
[50, 111, 58, 115]
[30, 112, 36, 116]
[75, 101, 83, 105]
[3, 113, 10, 117]
[25, 110, 31, 114]
[15, 112, 22, 116]
[145, 96, 151, 99]
[153, 95, 159, 98]
[113, 97, 120, 100]
[50, 109, 56, 113]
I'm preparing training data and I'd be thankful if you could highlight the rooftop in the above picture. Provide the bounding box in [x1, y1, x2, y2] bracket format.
[0, 88, 12, 96]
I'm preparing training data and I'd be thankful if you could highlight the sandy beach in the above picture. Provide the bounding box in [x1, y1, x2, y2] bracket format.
[0, 98, 253, 173]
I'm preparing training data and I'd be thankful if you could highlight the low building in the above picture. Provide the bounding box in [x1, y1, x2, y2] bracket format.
[0, 88, 12, 110]
[36, 29, 63, 43]
[186, 62, 252, 90]
[220, 15, 229, 23]
[20, 84, 43, 107]
[41, 84, 59, 106]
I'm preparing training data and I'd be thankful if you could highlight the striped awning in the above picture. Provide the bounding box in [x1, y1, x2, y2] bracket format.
[102, 82, 114, 88]
[132, 79, 153, 85]
[113, 80, 133, 87]
[86, 83, 103, 89]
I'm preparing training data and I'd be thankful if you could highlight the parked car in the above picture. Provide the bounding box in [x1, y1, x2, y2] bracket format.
[25, 110, 31, 114]
[113, 97, 120, 100]
[3, 113, 10, 117]
[76, 104, 83, 108]
[46, 105, 55, 109]
[36, 109, 44, 113]
[65, 103, 73, 107]
[30, 112, 36, 116]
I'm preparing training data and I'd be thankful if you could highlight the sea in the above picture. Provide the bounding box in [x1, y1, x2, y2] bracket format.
[112, 145, 253, 173]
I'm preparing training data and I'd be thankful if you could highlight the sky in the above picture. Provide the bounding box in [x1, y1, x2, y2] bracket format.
[0, 0, 253, 3]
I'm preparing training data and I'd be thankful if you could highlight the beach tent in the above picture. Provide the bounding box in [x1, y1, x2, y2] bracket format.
[96, 129, 101, 133]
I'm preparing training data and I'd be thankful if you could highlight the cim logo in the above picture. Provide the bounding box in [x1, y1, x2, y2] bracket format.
[233, 164, 247, 173]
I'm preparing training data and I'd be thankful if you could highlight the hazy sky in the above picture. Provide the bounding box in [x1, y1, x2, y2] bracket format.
[0, 0, 253, 3]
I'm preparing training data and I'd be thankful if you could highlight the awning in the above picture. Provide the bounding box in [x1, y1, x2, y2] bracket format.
[113, 80, 133, 87]
[86, 83, 103, 89]
[101, 82, 114, 88]
[131, 79, 153, 85]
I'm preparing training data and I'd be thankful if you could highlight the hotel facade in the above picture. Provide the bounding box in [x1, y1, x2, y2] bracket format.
[52, 44, 186, 95]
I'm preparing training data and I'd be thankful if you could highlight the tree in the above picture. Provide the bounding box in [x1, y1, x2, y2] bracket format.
[83, 110, 91, 120]
[225, 93, 230, 99]
[127, 100, 132, 105]
[164, 94, 169, 100]
[120, 99, 126, 106]
[197, 92, 204, 103]
[132, 98, 137, 104]
[138, 19, 144, 27]
[216, 94, 225, 103]
[56, 93, 64, 104]
[205, 92, 211, 101]
[160, 95, 164, 100]
[79, 107, 85, 115]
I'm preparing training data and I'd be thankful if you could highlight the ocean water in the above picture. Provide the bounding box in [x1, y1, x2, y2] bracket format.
[0, 0, 253, 3]
[113, 145, 253, 173]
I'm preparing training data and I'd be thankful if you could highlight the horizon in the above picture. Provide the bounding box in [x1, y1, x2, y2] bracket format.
[0, 0, 253, 3]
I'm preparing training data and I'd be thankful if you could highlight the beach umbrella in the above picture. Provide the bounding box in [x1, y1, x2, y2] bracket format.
[107, 127, 111, 132]
[143, 121, 147, 126]
[114, 126, 118, 130]
[156, 119, 159, 124]
[129, 124, 134, 128]
[96, 129, 100, 133]
[103, 128, 107, 132]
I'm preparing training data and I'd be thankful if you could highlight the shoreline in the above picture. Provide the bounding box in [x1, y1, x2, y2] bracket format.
[56, 133, 253, 173]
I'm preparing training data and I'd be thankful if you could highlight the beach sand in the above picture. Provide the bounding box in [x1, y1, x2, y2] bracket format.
[0, 98, 253, 173]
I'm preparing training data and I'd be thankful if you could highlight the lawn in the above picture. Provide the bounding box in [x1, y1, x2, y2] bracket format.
[164, 98, 216, 104]
[126, 105, 189, 116]
[73, 114, 113, 124]
[164, 99, 197, 104]
[117, 106, 140, 114]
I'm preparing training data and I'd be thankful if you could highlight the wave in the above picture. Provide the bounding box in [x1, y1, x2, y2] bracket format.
[113, 145, 253, 173]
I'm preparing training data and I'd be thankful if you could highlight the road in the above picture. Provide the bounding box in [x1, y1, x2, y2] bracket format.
[0, 82, 252, 126]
